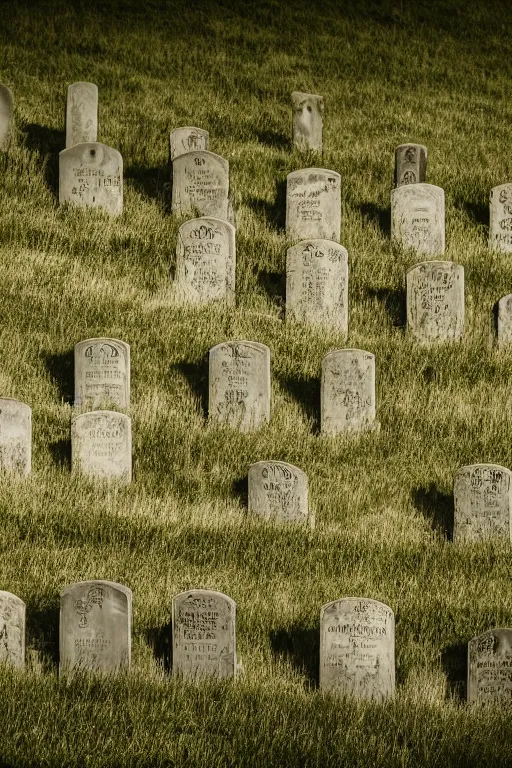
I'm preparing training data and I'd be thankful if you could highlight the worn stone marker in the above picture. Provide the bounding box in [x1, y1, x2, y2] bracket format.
[391, 183, 445, 255]
[74, 338, 130, 409]
[248, 460, 312, 526]
[209, 341, 271, 432]
[286, 239, 348, 333]
[0, 83, 13, 150]
[60, 580, 132, 675]
[291, 91, 323, 153]
[394, 143, 427, 187]
[71, 411, 132, 483]
[468, 629, 512, 705]
[453, 464, 512, 542]
[174, 217, 236, 305]
[498, 294, 512, 345]
[321, 349, 376, 435]
[286, 168, 341, 243]
[172, 589, 236, 679]
[0, 398, 31, 475]
[0, 591, 25, 668]
[489, 183, 512, 253]
[59, 142, 123, 215]
[172, 150, 229, 220]
[320, 597, 395, 699]
[66, 82, 98, 149]
[170, 126, 209, 161]
[406, 261, 464, 343]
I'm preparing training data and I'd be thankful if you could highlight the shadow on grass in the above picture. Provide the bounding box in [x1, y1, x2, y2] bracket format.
[246, 178, 287, 231]
[492, 300, 499, 340]
[22, 123, 64, 198]
[411, 484, 454, 540]
[172, 358, 209, 418]
[145, 622, 172, 673]
[456, 199, 488, 227]
[441, 642, 467, 701]
[49, 438, 72, 471]
[276, 372, 320, 434]
[232, 475, 248, 508]
[255, 128, 289, 150]
[365, 286, 406, 328]
[270, 625, 319, 687]
[125, 163, 172, 213]
[43, 349, 74, 404]
[359, 201, 390, 236]
[26, 599, 60, 672]
[257, 269, 285, 310]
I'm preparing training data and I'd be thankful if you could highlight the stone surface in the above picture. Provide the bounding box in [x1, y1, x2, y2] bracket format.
[321, 349, 376, 435]
[59, 142, 123, 215]
[489, 183, 512, 253]
[406, 260, 464, 343]
[498, 294, 512, 345]
[248, 460, 311, 525]
[209, 341, 271, 432]
[174, 217, 235, 304]
[0, 83, 13, 150]
[170, 126, 209, 161]
[286, 168, 341, 243]
[286, 239, 348, 333]
[453, 464, 512, 542]
[391, 183, 445, 255]
[291, 91, 323, 153]
[320, 597, 395, 699]
[172, 589, 236, 679]
[66, 82, 98, 149]
[394, 143, 427, 187]
[468, 629, 512, 705]
[60, 580, 132, 675]
[0, 591, 25, 669]
[172, 150, 229, 220]
[74, 338, 130, 409]
[71, 410, 132, 483]
[0, 398, 31, 475]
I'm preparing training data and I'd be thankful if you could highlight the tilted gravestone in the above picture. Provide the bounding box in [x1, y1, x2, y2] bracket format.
[291, 91, 323, 153]
[66, 82, 98, 149]
[248, 460, 312, 526]
[172, 589, 236, 679]
[74, 338, 130, 409]
[0, 591, 25, 668]
[209, 341, 271, 432]
[406, 261, 464, 343]
[0, 83, 13, 150]
[286, 239, 348, 334]
[321, 349, 376, 435]
[453, 464, 512, 542]
[71, 411, 132, 483]
[489, 184, 512, 253]
[0, 398, 31, 475]
[394, 143, 427, 187]
[170, 126, 209, 161]
[172, 150, 229, 221]
[60, 580, 132, 674]
[286, 168, 341, 243]
[59, 142, 123, 215]
[391, 183, 445, 255]
[498, 294, 512, 345]
[468, 629, 512, 705]
[320, 598, 395, 699]
[174, 217, 235, 305]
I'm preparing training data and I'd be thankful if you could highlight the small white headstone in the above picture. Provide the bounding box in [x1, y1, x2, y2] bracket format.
[468, 629, 512, 705]
[0, 83, 13, 150]
[286, 168, 341, 243]
[59, 142, 123, 215]
[0, 398, 31, 475]
[291, 91, 323, 153]
[66, 82, 98, 149]
[71, 410, 132, 483]
[498, 294, 512, 345]
[74, 338, 130, 409]
[174, 217, 235, 305]
[172, 150, 229, 220]
[489, 183, 512, 253]
[248, 460, 311, 526]
[391, 183, 445, 255]
[394, 143, 427, 187]
[453, 464, 512, 542]
[170, 127, 209, 161]
[0, 591, 25, 668]
[406, 261, 464, 343]
[321, 349, 376, 435]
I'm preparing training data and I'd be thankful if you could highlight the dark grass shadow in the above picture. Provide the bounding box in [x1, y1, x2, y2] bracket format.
[276, 372, 320, 434]
[441, 642, 467, 701]
[456, 199, 488, 227]
[257, 270, 285, 311]
[422, 366, 437, 383]
[26, 600, 60, 672]
[43, 349, 74, 404]
[246, 178, 287, 231]
[232, 475, 248, 508]
[22, 123, 64, 197]
[255, 128, 289, 150]
[359, 202, 390, 237]
[270, 625, 319, 687]
[49, 438, 72, 471]
[172, 359, 209, 418]
[365, 287, 406, 328]
[411, 484, 454, 541]
[492, 300, 499, 340]
[125, 163, 172, 213]
[145, 622, 172, 673]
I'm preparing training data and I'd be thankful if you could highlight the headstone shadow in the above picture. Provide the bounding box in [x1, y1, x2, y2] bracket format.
[492, 300, 499, 339]
[270, 625, 319, 687]
[456, 199, 487, 227]
[254, 128, 289, 151]
[257, 270, 285, 311]
[26, 599, 60, 672]
[441, 642, 467, 701]
[365, 286, 406, 328]
[49, 438, 72, 471]
[276, 372, 320, 433]
[124, 163, 172, 213]
[246, 178, 287, 231]
[144, 622, 172, 673]
[411, 484, 454, 540]
[172, 358, 209, 418]
[22, 122, 64, 198]
[232, 475, 248, 507]
[359, 201, 390, 236]
[43, 349, 74, 404]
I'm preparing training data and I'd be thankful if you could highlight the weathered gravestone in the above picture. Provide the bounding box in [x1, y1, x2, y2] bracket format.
[0, 591, 25, 668]
[74, 338, 130, 409]
[174, 217, 235, 305]
[320, 597, 395, 699]
[286, 168, 341, 243]
[209, 341, 271, 432]
[489, 184, 512, 253]
[453, 464, 512, 542]
[468, 629, 512, 705]
[406, 261, 464, 343]
[66, 82, 98, 149]
[391, 183, 445, 255]
[321, 349, 376, 435]
[172, 150, 229, 220]
[248, 460, 312, 526]
[60, 580, 132, 674]
[59, 142, 123, 215]
[0, 398, 31, 475]
[170, 126, 209, 161]
[71, 411, 132, 483]
[172, 589, 236, 679]
[394, 143, 427, 187]
[498, 294, 512, 345]
[291, 91, 323, 153]
[0, 83, 13, 150]
[286, 239, 348, 334]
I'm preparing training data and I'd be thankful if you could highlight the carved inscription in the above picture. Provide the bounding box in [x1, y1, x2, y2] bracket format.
[74, 338, 130, 409]
[391, 183, 445, 255]
[59, 142, 123, 215]
[489, 184, 512, 253]
[321, 349, 376, 435]
[170, 126, 209, 161]
[248, 461, 311, 525]
[286, 168, 341, 243]
[454, 464, 511, 542]
[407, 261, 464, 343]
[174, 217, 236, 304]
[172, 150, 229, 220]
[0, 591, 25, 669]
[291, 91, 323, 153]
[71, 410, 132, 483]
[0, 83, 13, 150]
[66, 82, 98, 148]
[394, 143, 427, 187]
[0, 399, 31, 475]
[468, 629, 512, 705]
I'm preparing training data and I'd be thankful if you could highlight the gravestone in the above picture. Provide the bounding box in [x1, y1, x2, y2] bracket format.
[170, 126, 209, 161]
[60, 580, 132, 674]
[394, 143, 427, 187]
[406, 261, 464, 343]
[0, 83, 13, 150]
[321, 349, 376, 435]
[74, 338, 130, 409]
[66, 82, 98, 149]
[248, 460, 311, 526]
[0, 398, 31, 475]
[59, 142, 123, 215]
[209, 341, 271, 432]
[498, 294, 512, 345]
[391, 183, 445, 255]
[489, 184, 512, 253]
[291, 91, 323, 153]
[172, 150, 229, 220]
[172, 589, 236, 679]
[71, 411, 132, 483]
[0, 591, 25, 668]
[286, 168, 341, 243]
[453, 464, 512, 542]
[174, 217, 235, 304]
[468, 629, 512, 705]
[320, 597, 395, 699]
[286, 239, 348, 333]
